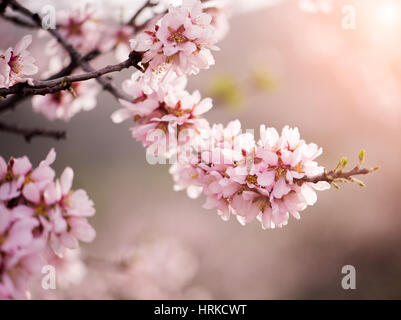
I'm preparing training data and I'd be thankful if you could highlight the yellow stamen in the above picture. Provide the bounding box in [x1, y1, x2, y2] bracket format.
[246, 174, 258, 185]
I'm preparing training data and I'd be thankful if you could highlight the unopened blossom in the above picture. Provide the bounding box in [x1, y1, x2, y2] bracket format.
[0, 149, 96, 299]
[32, 80, 99, 121]
[130, 0, 219, 80]
[0, 35, 38, 88]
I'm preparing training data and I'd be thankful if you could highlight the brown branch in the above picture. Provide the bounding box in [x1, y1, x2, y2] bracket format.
[4, 0, 132, 101]
[0, 13, 36, 28]
[47, 49, 101, 80]
[0, 54, 142, 98]
[294, 166, 378, 185]
[0, 121, 66, 142]
[0, 0, 162, 113]
[0, 49, 101, 114]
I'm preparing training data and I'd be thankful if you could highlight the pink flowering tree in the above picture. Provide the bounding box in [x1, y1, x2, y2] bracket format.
[0, 0, 378, 299]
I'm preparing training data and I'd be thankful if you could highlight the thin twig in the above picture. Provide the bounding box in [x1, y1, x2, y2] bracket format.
[0, 121, 66, 142]
[294, 166, 376, 184]
[128, 0, 157, 28]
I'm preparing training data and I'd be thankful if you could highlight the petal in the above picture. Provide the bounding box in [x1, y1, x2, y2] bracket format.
[43, 182, 59, 205]
[60, 233, 79, 250]
[186, 185, 203, 199]
[301, 184, 318, 206]
[271, 178, 291, 199]
[31, 166, 55, 183]
[0, 182, 20, 201]
[60, 167, 74, 195]
[12, 156, 32, 175]
[22, 182, 40, 204]
[40, 148, 56, 167]
[14, 35, 32, 56]
[111, 108, 131, 123]
[257, 171, 275, 187]
[257, 149, 278, 165]
[193, 97, 213, 115]
[0, 156, 7, 177]
[311, 181, 331, 191]
[69, 217, 96, 243]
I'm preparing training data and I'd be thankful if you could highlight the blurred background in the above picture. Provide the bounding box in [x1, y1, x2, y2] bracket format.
[1, 0, 400, 299]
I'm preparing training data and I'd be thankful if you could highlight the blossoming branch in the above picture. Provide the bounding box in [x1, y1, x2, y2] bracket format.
[0, 0, 379, 300]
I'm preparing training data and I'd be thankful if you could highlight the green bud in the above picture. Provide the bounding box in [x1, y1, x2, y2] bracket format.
[351, 177, 365, 187]
[335, 157, 348, 172]
[370, 166, 380, 172]
[358, 149, 366, 168]
[358, 149, 366, 162]
[68, 87, 77, 98]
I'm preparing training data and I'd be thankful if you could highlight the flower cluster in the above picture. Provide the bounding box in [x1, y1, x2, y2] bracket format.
[0, 35, 38, 89]
[130, 0, 219, 82]
[113, 0, 331, 229]
[0, 149, 95, 299]
[111, 71, 212, 155]
[171, 123, 331, 229]
[34, 4, 133, 121]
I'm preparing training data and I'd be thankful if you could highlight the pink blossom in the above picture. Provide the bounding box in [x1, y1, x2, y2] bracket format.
[0, 35, 38, 88]
[0, 155, 32, 201]
[0, 149, 96, 299]
[130, 0, 219, 79]
[44, 4, 101, 56]
[168, 123, 330, 229]
[32, 80, 99, 121]
[112, 72, 213, 153]
[44, 167, 96, 256]
[0, 205, 44, 299]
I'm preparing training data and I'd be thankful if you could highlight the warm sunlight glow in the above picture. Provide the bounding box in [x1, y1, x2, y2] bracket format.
[377, 2, 400, 27]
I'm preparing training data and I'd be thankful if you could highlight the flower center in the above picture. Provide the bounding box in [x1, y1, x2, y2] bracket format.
[4, 172, 14, 182]
[276, 165, 287, 180]
[167, 25, 188, 43]
[35, 204, 47, 217]
[68, 21, 84, 35]
[9, 54, 23, 75]
[23, 175, 33, 185]
[293, 162, 304, 173]
[246, 174, 258, 185]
